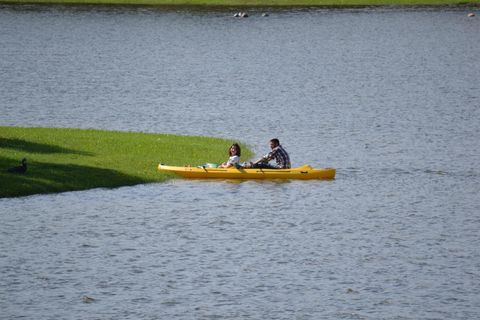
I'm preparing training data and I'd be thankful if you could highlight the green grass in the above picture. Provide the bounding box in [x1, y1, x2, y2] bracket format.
[0, 126, 253, 198]
[0, 0, 478, 5]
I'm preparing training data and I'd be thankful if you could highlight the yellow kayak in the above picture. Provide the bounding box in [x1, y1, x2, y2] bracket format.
[158, 164, 335, 180]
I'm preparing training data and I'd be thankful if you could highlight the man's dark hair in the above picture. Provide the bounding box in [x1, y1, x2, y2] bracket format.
[270, 138, 280, 146]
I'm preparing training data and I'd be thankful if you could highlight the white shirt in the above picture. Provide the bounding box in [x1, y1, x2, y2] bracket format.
[227, 155, 240, 166]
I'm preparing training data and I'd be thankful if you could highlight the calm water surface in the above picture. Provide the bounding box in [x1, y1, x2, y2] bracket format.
[1, 5, 479, 319]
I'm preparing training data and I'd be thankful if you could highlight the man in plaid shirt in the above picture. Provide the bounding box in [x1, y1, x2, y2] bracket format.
[250, 138, 291, 169]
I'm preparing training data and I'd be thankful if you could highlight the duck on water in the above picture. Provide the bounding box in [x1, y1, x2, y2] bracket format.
[233, 12, 249, 18]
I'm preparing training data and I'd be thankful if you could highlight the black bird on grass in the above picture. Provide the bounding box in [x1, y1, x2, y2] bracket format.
[7, 158, 27, 174]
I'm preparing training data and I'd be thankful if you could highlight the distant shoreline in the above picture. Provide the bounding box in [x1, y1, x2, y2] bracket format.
[1, 0, 479, 7]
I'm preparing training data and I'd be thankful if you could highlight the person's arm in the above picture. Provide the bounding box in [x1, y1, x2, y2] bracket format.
[254, 149, 276, 164]
[252, 156, 266, 165]
[225, 156, 240, 168]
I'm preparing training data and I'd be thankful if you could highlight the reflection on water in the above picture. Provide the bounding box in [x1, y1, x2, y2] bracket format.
[1, 5, 480, 320]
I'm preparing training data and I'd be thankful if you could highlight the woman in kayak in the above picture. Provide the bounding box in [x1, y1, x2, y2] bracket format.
[218, 143, 241, 168]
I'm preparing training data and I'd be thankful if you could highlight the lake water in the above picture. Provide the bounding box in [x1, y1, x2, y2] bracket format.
[1, 4, 480, 319]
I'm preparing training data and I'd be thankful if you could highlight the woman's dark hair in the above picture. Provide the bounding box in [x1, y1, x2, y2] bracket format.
[229, 143, 241, 156]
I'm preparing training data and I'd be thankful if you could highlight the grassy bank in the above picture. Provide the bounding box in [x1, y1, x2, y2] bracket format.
[0, 0, 478, 6]
[0, 126, 252, 198]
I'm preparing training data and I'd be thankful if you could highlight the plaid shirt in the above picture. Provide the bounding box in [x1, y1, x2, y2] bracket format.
[262, 145, 291, 169]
